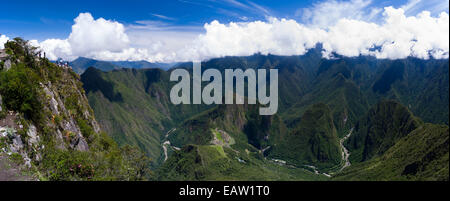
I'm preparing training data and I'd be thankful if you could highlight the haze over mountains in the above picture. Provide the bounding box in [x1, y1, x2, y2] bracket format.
[66, 57, 176, 74]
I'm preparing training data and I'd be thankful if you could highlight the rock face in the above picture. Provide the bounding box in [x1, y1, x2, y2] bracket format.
[3, 60, 11, 71]
[40, 82, 92, 151]
[0, 111, 37, 168]
[0, 49, 11, 71]
[0, 39, 150, 181]
[0, 51, 102, 167]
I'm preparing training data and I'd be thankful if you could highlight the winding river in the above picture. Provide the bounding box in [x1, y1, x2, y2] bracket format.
[339, 128, 353, 171]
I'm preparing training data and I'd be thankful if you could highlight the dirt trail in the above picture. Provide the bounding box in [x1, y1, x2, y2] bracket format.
[0, 155, 34, 181]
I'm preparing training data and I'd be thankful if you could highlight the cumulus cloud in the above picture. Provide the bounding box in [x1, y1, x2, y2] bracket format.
[2, 4, 449, 62]
[69, 13, 130, 55]
[36, 13, 146, 61]
[0, 35, 9, 49]
[183, 7, 448, 60]
[33, 13, 192, 62]
[177, 18, 326, 61]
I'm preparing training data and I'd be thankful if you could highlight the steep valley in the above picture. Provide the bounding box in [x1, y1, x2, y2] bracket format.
[79, 50, 449, 180]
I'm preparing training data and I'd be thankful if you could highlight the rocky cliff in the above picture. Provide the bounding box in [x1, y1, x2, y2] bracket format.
[0, 38, 150, 180]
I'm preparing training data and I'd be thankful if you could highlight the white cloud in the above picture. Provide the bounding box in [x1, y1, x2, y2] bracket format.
[68, 13, 130, 56]
[181, 7, 449, 61]
[38, 39, 73, 60]
[33, 13, 198, 62]
[3, 4, 449, 62]
[0, 35, 9, 49]
[35, 13, 142, 61]
[176, 18, 326, 61]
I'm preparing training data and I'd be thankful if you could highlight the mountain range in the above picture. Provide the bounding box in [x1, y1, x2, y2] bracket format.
[68, 57, 176, 74]
[78, 48, 449, 180]
[1, 38, 448, 180]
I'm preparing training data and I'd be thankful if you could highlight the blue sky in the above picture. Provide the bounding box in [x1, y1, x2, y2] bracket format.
[0, 0, 448, 62]
[1, 0, 445, 40]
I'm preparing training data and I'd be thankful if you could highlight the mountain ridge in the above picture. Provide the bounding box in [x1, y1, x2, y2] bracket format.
[78, 49, 448, 180]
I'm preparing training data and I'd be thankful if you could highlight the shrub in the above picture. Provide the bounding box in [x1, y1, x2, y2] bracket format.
[0, 63, 41, 121]
[41, 149, 95, 181]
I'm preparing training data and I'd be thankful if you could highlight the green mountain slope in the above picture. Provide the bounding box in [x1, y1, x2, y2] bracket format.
[70, 57, 122, 74]
[79, 51, 448, 181]
[346, 100, 421, 162]
[334, 100, 448, 180]
[282, 61, 370, 137]
[270, 103, 341, 170]
[335, 123, 448, 181]
[157, 144, 326, 181]
[81, 67, 210, 166]
[366, 58, 449, 125]
[157, 102, 326, 180]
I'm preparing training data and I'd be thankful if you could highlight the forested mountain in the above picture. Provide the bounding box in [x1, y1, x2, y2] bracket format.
[335, 101, 448, 181]
[79, 48, 449, 180]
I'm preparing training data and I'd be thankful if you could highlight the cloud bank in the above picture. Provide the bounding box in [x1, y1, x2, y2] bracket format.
[1, 5, 448, 62]
[178, 6, 449, 61]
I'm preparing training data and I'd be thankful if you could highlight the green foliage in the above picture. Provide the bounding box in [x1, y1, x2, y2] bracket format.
[0, 37, 153, 181]
[77, 118, 95, 142]
[39, 132, 152, 181]
[9, 153, 24, 165]
[0, 63, 41, 120]
[81, 67, 212, 165]
[156, 144, 326, 181]
[270, 103, 341, 170]
[120, 145, 152, 180]
[346, 100, 421, 162]
[40, 149, 95, 180]
[78, 49, 448, 181]
[334, 124, 449, 181]
[0, 109, 6, 119]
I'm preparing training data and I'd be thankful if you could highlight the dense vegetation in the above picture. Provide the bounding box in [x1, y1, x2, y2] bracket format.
[79, 46, 448, 181]
[335, 121, 448, 180]
[2, 37, 447, 181]
[346, 100, 422, 162]
[0, 38, 152, 180]
[157, 144, 326, 181]
[270, 103, 341, 170]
